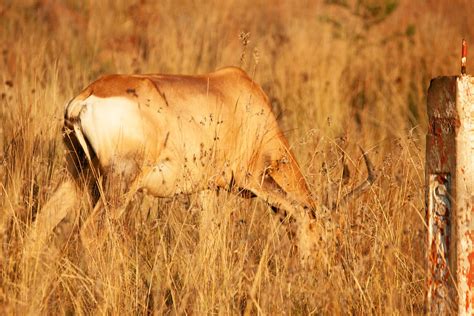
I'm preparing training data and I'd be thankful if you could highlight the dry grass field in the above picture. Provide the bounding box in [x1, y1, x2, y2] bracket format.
[1, 0, 473, 314]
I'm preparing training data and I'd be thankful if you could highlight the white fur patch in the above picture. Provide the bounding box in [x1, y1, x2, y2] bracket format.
[79, 95, 147, 160]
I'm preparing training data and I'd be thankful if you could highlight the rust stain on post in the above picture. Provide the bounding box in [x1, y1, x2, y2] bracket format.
[427, 173, 451, 314]
[467, 251, 474, 311]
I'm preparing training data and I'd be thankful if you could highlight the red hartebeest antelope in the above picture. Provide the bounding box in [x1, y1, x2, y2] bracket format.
[62, 66, 375, 262]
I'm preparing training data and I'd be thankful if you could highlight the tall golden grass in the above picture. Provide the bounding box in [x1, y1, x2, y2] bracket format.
[1, 0, 473, 314]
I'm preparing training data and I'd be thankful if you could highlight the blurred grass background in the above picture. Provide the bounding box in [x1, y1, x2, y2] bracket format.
[0, 0, 473, 314]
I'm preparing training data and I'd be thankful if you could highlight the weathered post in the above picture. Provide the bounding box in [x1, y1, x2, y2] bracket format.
[426, 40, 474, 314]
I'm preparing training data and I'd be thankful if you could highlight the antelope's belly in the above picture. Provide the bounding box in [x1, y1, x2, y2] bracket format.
[139, 141, 225, 197]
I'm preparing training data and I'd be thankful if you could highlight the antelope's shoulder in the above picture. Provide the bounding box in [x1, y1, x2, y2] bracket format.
[211, 66, 249, 79]
[212, 67, 271, 106]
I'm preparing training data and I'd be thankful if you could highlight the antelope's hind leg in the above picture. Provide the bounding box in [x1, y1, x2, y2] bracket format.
[79, 161, 143, 251]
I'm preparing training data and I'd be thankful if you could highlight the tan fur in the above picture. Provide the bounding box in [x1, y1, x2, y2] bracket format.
[64, 66, 318, 262]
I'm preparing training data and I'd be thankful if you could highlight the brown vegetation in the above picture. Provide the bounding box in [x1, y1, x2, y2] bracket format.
[1, 0, 473, 314]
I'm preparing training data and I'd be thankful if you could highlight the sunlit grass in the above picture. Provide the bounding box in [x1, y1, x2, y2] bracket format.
[1, 0, 472, 314]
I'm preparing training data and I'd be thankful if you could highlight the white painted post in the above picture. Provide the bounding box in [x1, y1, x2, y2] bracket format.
[426, 42, 474, 314]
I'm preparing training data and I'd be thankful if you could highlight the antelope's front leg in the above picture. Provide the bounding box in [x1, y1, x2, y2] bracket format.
[294, 208, 320, 267]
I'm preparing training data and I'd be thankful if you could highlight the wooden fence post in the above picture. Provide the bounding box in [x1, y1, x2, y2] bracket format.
[426, 71, 474, 314]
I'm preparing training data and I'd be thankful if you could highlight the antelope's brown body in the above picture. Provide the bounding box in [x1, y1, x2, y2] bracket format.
[64, 67, 315, 213]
